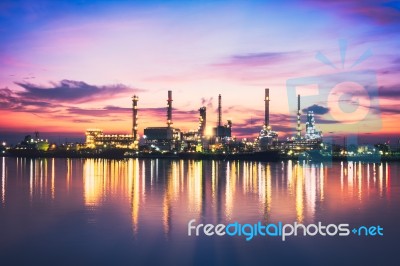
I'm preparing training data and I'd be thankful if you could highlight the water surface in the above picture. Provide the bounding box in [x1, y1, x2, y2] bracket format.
[0, 157, 399, 265]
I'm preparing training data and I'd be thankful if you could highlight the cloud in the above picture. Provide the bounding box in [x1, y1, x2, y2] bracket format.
[302, 104, 330, 115]
[368, 104, 400, 115]
[378, 85, 400, 99]
[201, 97, 213, 108]
[0, 87, 60, 112]
[349, 85, 400, 100]
[308, 0, 400, 25]
[14, 79, 143, 103]
[213, 52, 294, 68]
[66, 105, 198, 122]
[232, 113, 294, 138]
[392, 56, 400, 64]
[1, 78, 144, 119]
[72, 119, 94, 123]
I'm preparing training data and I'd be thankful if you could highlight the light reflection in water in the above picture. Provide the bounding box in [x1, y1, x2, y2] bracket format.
[2, 158, 394, 236]
[304, 164, 316, 222]
[163, 160, 179, 235]
[386, 162, 391, 199]
[131, 159, 140, 235]
[358, 162, 362, 200]
[84, 159, 102, 207]
[348, 162, 354, 197]
[367, 163, 370, 195]
[1, 157, 5, 205]
[211, 160, 217, 220]
[255, 163, 270, 221]
[379, 163, 383, 197]
[295, 162, 304, 223]
[320, 163, 325, 201]
[66, 159, 72, 193]
[341, 161, 344, 192]
[51, 158, 55, 200]
[225, 161, 233, 220]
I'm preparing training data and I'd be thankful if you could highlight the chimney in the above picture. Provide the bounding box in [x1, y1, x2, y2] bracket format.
[297, 94, 301, 138]
[132, 95, 139, 141]
[265, 88, 270, 128]
[167, 90, 173, 127]
[199, 107, 206, 137]
[218, 94, 222, 127]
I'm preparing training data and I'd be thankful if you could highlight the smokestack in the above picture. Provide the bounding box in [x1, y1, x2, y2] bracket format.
[132, 95, 139, 141]
[265, 88, 270, 128]
[218, 94, 222, 127]
[199, 107, 206, 137]
[167, 90, 173, 127]
[297, 94, 301, 138]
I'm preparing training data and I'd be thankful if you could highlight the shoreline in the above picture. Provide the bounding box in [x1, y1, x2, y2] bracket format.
[1, 150, 399, 163]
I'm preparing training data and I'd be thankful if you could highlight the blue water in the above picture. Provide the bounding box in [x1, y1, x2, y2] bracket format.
[0, 157, 399, 265]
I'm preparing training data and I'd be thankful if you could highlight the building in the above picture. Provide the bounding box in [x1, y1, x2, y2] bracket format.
[85, 129, 134, 149]
[85, 129, 104, 148]
[213, 120, 232, 139]
[284, 95, 323, 152]
[143, 127, 181, 151]
[143, 90, 181, 152]
[132, 95, 139, 149]
[198, 107, 206, 137]
[304, 111, 322, 140]
[257, 88, 279, 151]
[212, 94, 233, 139]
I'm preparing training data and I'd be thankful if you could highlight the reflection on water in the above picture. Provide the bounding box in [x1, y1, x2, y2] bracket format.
[0, 157, 399, 265]
[0, 158, 395, 234]
[1, 157, 5, 205]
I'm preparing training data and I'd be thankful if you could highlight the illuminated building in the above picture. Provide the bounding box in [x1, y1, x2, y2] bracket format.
[257, 88, 279, 151]
[144, 127, 181, 151]
[297, 94, 301, 139]
[213, 94, 232, 139]
[304, 111, 322, 141]
[85, 129, 103, 148]
[15, 132, 50, 151]
[132, 95, 139, 149]
[285, 95, 323, 152]
[143, 90, 181, 151]
[95, 134, 135, 148]
[198, 107, 206, 137]
[85, 129, 134, 149]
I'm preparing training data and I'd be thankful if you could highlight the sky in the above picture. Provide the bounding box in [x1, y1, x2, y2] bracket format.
[0, 0, 399, 145]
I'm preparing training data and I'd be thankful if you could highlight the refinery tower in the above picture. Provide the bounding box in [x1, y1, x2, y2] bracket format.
[257, 88, 278, 151]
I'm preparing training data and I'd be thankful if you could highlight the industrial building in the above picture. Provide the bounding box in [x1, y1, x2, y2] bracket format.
[143, 90, 181, 152]
[198, 106, 206, 137]
[85, 129, 104, 148]
[180, 106, 207, 152]
[132, 95, 139, 145]
[81, 87, 325, 154]
[85, 129, 134, 149]
[85, 94, 139, 149]
[213, 94, 232, 139]
[256, 88, 279, 151]
[284, 94, 323, 152]
[304, 111, 322, 140]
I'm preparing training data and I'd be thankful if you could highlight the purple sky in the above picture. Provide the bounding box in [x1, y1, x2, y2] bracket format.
[0, 0, 399, 144]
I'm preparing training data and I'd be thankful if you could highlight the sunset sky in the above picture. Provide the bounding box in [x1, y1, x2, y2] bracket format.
[0, 0, 399, 144]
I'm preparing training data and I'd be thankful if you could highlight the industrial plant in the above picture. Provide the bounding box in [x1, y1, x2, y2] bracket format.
[3, 87, 397, 162]
[82, 88, 326, 158]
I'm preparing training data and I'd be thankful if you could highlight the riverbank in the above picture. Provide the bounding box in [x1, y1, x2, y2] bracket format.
[2, 149, 400, 162]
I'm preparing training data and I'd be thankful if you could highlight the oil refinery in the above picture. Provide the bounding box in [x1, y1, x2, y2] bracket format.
[83, 88, 326, 158]
[4, 88, 396, 162]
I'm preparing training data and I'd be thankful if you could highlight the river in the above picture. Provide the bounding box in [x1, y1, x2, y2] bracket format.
[0, 157, 399, 265]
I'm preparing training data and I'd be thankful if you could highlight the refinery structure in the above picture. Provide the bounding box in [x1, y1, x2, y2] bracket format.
[84, 88, 324, 155]
[5, 87, 395, 162]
